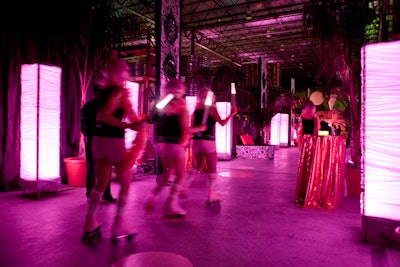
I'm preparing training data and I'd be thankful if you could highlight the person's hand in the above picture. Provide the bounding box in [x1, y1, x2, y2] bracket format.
[231, 106, 239, 116]
[198, 124, 207, 132]
[128, 120, 146, 131]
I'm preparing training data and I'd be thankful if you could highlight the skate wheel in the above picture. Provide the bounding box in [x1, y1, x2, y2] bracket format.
[81, 225, 102, 245]
[126, 234, 134, 241]
[206, 200, 221, 206]
[111, 233, 136, 245]
[162, 214, 187, 221]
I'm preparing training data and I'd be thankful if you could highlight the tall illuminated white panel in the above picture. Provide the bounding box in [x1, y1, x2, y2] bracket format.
[124, 81, 140, 149]
[270, 113, 289, 146]
[185, 96, 197, 119]
[20, 64, 61, 181]
[216, 102, 232, 160]
[361, 40, 400, 226]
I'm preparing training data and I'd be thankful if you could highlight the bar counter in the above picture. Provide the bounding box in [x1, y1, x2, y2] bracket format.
[294, 135, 347, 209]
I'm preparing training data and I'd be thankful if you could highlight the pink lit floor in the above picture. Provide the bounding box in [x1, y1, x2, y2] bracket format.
[0, 147, 399, 267]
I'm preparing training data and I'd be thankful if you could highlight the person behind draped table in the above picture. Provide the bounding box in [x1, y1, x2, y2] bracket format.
[294, 100, 319, 206]
[297, 100, 319, 150]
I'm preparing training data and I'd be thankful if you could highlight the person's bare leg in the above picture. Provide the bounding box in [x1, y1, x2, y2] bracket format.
[204, 151, 221, 203]
[120, 127, 147, 170]
[163, 156, 187, 216]
[84, 159, 112, 232]
[145, 156, 172, 211]
[111, 163, 135, 236]
[181, 152, 204, 198]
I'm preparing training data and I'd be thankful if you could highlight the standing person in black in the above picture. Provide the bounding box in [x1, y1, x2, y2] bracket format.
[297, 100, 319, 150]
[294, 100, 319, 206]
[81, 84, 116, 203]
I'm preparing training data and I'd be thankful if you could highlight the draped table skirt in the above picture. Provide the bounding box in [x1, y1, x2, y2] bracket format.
[294, 135, 347, 209]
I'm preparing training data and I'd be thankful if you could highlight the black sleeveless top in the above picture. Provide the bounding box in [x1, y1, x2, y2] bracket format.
[153, 112, 182, 144]
[94, 109, 125, 138]
[93, 86, 125, 138]
[191, 108, 216, 141]
[302, 117, 315, 135]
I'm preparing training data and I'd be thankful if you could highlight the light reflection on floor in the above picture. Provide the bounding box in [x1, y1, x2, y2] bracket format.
[218, 171, 253, 178]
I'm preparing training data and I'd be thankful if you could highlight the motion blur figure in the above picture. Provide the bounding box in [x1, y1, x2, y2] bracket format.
[82, 57, 147, 244]
[183, 88, 238, 204]
[145, 79, 206, 219]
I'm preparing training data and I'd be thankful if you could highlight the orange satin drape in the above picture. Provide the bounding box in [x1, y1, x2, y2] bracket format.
[294, 135, 346, 209]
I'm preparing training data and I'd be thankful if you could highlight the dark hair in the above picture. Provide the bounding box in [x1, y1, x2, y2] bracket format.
[92, 84, 100, 94]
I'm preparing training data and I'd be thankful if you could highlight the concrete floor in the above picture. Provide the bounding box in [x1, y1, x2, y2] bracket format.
[0, 147, 399, 267]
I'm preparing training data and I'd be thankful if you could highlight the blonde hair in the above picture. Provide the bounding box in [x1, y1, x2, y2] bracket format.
[196, 87, 215, 105]
[98, 57, 129, 87]
[161, 78, 187, 97]
[304, 100, 316, 112]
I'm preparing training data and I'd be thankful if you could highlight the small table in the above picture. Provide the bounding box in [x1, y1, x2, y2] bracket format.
[112, 251, 193, 267]
[294, 135, 347, 209]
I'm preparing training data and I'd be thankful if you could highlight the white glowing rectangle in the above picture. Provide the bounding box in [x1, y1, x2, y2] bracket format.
[185, 96, 197, 122]
[205, 91, 214, 106]
[156, 93, 174, 109]
[216, 102, 232, 160]
[361, 40, 400, 221]
[318, 130, 329, 136]
[125, 81, 140, 150]
[20, 64, 61, 181]
[201, 91, 214, 124]
[270, 113, 289, 146]
[231, 83, 236, 107]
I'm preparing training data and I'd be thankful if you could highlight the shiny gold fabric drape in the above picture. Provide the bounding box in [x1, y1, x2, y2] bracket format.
[295, 135, 346, 209]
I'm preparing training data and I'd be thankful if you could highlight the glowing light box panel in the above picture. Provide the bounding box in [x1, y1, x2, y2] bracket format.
[185, 96, 197, 119]
[270, 113, 289, 146]
[361, 40, 400, 221]
[216, 102, 232, 160]
[20, 64, 61, 181]
[125, 81, 139, 149]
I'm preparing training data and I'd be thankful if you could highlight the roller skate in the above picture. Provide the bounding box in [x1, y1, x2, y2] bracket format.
[162, 196, 187, 221]
[81, 225, 102, 245]
[206, 190, 221, 205]
[110, 216, 137, 245]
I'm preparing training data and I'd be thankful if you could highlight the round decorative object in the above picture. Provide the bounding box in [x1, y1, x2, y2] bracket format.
[310, 91, 324, 105]
[164, 13, 178, 45]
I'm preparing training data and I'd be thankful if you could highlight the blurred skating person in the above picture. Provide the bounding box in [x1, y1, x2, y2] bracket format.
[145, 79, 206, 220]
[183, 88, 238, 204]
[82, 57, 147, 244]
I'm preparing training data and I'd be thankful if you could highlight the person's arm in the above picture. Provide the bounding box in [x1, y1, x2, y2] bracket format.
[314, 116, 320, 136]
[180, 106, 206, 134]
[211, 105, 238, 126]
[121, 89, 146, 130]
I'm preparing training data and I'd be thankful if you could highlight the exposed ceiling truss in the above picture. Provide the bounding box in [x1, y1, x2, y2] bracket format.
[112, 0, 321, 89]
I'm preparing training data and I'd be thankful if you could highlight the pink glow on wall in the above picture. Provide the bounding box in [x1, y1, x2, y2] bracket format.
[20, 64, 61, 181]
[270, 113, 289, 146]
[216, 102, 232, 159]
[185, 96, 197, 122]
[361, 40, 400, 221]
